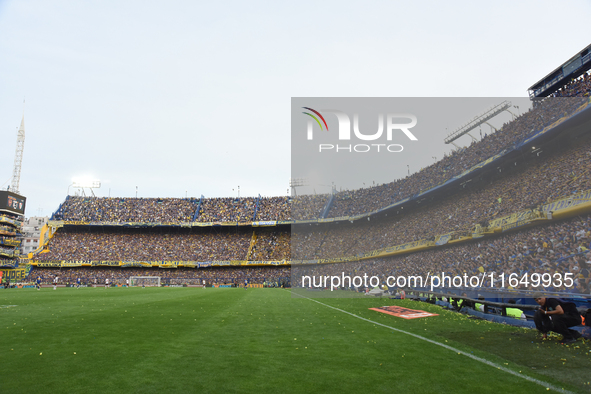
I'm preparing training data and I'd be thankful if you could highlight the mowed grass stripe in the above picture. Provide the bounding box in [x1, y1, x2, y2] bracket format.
[310, 294, 590, 393]
[0, 288, 584, 393]
[293, 291, 574, 394]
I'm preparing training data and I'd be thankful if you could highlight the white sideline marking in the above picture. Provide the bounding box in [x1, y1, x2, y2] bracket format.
[293, 292, 573, 394]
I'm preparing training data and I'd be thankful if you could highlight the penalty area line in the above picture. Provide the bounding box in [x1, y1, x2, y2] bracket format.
[292, 291, 572, 394]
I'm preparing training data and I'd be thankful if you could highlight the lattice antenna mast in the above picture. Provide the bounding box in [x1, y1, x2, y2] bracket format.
[11, 107, 25, 194]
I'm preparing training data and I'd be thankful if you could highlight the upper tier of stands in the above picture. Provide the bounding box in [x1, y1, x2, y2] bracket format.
[292, 132, 591, 260]
[51, 73, 591, 225]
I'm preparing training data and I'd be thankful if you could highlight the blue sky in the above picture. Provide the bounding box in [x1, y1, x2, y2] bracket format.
[1, 0, 590, 217]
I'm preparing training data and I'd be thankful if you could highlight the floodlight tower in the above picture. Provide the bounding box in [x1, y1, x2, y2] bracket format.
[289, 178, 308, 196]
[72, 178, 101, 197]
[10, 114, 25, 194]
[444, 101, 514, 149]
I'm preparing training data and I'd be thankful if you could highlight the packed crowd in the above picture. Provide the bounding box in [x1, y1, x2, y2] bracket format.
[196, 197, 257, 222]
[255, 197, 291, 221]
[55, 196, 293, 223]
[51, 76, 590, 225]
[0, 213, 23, 222]
[36, 228, 291, 262]
[249, 229, 290, 261]
[0, 258, 17, 266]
[0, 236, 14, 245]
[0, 225, 17, 234]
[37, 229, 251, 261]
[291, 194, 330, 220]
[41, 131, 591, 266]
[326, 82, 590, 217]
[33, 76, 591, 295]
[292, 133, 591, 260]
[293, 213, 591, 295]
[29, 266, 291, 286]
[1, 216, 19, 264]
[551, 71, 591, 98]
[197, 196, 293, 222]
[0, 246, 16, 255]
[54, 197, 199, 223]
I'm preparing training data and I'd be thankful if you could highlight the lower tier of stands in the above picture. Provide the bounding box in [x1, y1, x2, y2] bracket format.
[293, 213, 591, 296]
[36, 227, 290, 262]
[28, 266, 290, 287]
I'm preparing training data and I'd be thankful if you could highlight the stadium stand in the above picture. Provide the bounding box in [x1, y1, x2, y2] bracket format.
[53, 197, 199, 223]
[29, 266, 290, 287]
[196, 197, 257, 222]
[292, 131, 591, 260]
[255, 197, 291, 221]
[326, 95, 588, 218]
[14, 68, 591, 302]
[291, 194, 330, 220]
[0, 211, 23, 270]
[35, 227, 290, 263]
[293, 212, 591, 294]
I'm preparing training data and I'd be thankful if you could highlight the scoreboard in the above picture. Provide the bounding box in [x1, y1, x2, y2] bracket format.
[0, 191, 26, 215]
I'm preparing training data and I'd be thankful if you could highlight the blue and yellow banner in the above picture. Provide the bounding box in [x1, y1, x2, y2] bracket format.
[0, 215, 22, 227]
[1, 265, 31, 281]
[436, 234, 451, 245]
[1, 237, 21, 247]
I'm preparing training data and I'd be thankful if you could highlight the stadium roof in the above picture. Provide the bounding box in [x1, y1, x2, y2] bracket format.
[528, 43, 591, 99]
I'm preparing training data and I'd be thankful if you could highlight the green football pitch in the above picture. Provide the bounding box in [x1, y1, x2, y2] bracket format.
[1, 287, 589, 393]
